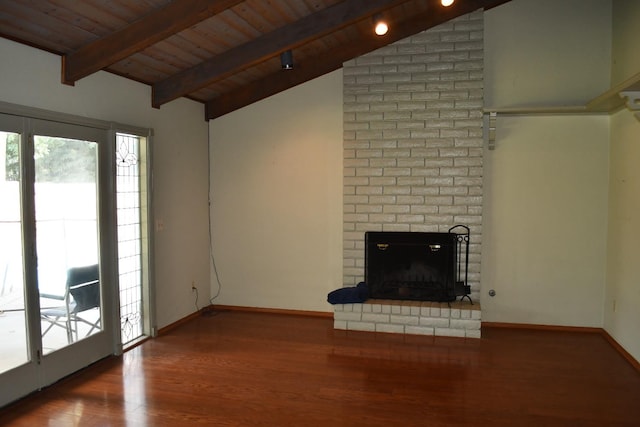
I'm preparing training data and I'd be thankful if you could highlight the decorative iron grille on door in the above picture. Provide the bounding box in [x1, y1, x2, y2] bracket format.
[115, 133, 147, 347]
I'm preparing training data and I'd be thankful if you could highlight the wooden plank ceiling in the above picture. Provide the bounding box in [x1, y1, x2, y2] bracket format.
[0, 0, 510, 120]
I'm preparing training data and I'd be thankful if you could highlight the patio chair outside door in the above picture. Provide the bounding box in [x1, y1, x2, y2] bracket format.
[40, 264, 101, 345]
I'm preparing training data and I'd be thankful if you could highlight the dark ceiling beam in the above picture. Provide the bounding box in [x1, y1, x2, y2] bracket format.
[152, 0, 413, 108]
[205, 0, 511, 121]
[62, 0, 243, 85]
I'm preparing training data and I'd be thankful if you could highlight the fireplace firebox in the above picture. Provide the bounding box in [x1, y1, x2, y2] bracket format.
[365, 226, 471, 303]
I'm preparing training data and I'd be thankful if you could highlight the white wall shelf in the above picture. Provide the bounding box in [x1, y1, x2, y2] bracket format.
[483, 72, 640, 149]
[485, 71, 640, 116]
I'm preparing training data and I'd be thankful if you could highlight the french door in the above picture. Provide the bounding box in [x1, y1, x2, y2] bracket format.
[0, 113, 116, 407]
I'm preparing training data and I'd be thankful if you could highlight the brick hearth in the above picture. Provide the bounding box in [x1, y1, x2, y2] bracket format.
[333, 299, 481, 338]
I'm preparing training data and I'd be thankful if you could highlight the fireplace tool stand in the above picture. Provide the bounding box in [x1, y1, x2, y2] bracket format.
[449, 224, 472, 305]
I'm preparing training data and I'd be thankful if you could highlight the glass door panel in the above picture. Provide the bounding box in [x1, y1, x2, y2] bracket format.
[0, 130, 29, 374]
[0, 112, 117, 407]
[34, 136, 102, 355]
[30, 119, 114, 389]
[0, 114, 39, 407]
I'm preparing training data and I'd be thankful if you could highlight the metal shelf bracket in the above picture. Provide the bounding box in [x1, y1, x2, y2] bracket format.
[620, 91, 640, 120]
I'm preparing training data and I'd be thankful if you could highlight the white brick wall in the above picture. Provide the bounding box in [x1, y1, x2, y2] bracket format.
[334, 300, 481, 339]
[343, 11, 484, 301]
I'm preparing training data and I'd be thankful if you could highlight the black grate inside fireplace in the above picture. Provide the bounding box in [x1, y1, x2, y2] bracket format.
[365, 227, 471, 303]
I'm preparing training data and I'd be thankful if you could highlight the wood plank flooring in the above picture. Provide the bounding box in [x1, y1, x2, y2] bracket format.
[1, 310, 639, 426]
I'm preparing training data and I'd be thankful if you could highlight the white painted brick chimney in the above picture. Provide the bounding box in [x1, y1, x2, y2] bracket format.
[343, 10, 484, 302]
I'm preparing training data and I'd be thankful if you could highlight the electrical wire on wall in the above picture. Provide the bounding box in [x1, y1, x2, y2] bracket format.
[206, 124, 223, 314]
[193, 287, 199, 312]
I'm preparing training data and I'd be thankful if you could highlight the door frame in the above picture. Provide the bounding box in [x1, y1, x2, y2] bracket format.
[0, 101, 155, 407]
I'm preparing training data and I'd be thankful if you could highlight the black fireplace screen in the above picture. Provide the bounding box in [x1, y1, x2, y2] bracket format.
[365, 226, 471, 303]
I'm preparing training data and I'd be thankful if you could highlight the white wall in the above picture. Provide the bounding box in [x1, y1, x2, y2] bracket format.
[484, 0, 611, 108]
[209, 71, 343, 313]
[607, 111, 640, 360]
[610, 0, 640, 86]
[0, 38, 210, 329]
[482, 116, 609, 326]
[482, 0, 612, 326]
[604, 0, 640, 362]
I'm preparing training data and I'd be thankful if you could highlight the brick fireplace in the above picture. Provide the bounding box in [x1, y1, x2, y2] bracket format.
[340, 10, 484, 337]
[334, 300, 481, 338]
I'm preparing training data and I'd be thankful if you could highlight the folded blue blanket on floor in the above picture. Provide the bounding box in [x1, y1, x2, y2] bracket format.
[327, 282, 368, 304]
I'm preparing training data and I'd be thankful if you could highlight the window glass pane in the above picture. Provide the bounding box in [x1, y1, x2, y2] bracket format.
[0, 131, 28, 374]
[35, 136, 102, 354]
[116, 133, 145, 346]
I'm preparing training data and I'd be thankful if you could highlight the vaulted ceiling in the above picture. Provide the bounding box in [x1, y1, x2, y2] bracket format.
[0, 0, 510, 120]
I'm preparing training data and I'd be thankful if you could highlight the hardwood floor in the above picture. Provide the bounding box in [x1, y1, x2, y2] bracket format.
[1, 310, 639, 426]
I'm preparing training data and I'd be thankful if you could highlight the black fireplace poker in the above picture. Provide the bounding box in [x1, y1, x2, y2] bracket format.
[449, 224, 472, 304]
